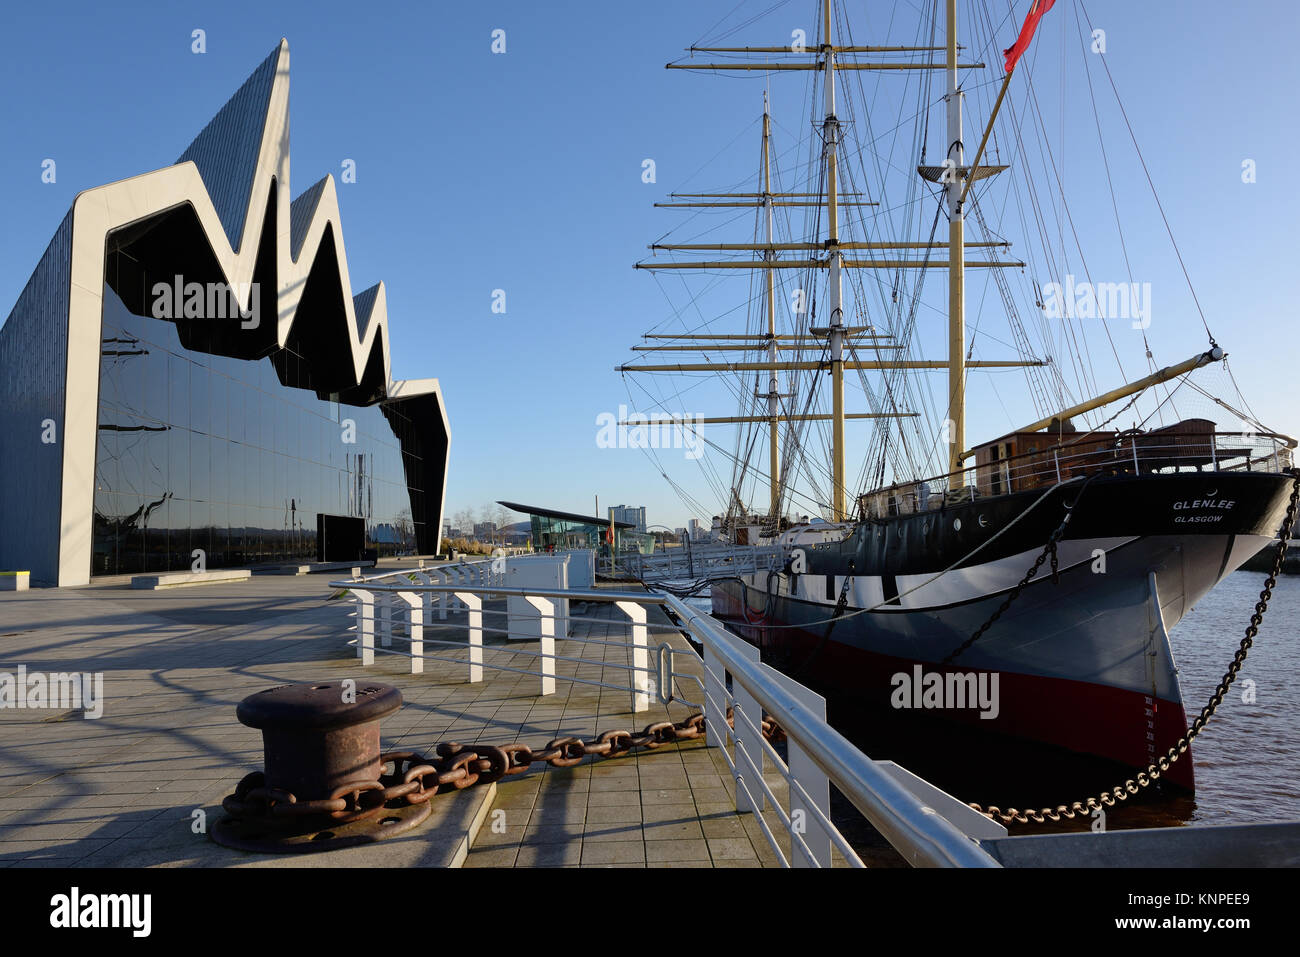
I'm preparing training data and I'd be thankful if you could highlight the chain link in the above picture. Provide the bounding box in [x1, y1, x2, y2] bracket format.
[969, 468, 1300, 825]
[223, 711, 785, 826]
[941, 480, 1088, 665]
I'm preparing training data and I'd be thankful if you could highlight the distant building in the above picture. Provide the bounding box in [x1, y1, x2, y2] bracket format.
[609, 505, 646, 533]
[674, 527, 687, 541]
[473, 521, 497, 540]
[498, 500, 635, 552]
[687, 518, 704, 540]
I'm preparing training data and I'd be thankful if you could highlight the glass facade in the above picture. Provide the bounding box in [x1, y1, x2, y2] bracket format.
[92, 285, 427, 576]
[528, 515, 618, 555]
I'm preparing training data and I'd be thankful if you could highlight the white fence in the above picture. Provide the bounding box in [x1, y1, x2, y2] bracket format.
[330, 562, 1001, 868]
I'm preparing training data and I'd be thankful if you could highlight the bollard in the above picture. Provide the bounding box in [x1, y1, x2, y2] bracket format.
[237, 682, 401, 797]
[211, 681, 432, 853]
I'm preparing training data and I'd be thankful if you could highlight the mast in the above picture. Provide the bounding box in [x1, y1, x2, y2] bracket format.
[945, 0, 966, 478]
[621, 3, 1044, 527]
[823, 0, 847, 520]
[762, 91, 781, 527]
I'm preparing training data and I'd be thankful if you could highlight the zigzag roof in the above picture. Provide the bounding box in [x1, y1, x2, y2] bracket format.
[0, 39, 449, 586]
[4, 38, 439, 411]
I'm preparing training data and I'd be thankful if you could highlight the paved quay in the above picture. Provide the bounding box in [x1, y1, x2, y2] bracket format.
[0, 563, 812, 868]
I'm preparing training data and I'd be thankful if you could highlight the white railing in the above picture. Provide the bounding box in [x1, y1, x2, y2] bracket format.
[328, 568, 1001, 868]
[602, 542, 785, 584]
[859, 431, 1295, 519]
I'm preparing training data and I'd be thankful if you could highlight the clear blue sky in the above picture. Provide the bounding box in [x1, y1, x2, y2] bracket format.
[2, 1, 1297, 530]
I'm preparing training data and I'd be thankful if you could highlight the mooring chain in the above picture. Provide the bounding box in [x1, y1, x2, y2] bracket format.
[223, 711, 785, 826]
[941, 508, 1072, 666]
[970, 467, 1300, 825]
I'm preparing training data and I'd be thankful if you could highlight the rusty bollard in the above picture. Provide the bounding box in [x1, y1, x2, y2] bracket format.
[211, 681, 432, 853]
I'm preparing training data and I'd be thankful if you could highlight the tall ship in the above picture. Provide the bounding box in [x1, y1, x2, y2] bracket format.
[618, 0, 1296, 795]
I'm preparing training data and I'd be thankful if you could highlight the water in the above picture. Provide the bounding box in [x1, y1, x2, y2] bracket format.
[1160, 569, 1300, 826]
[693, 571, 1300, 838]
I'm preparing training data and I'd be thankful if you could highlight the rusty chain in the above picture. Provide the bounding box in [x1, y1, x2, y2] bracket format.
[941, 474, 1098, 666]
[969, 467, 1300, 825]
[223, 710, 785, 826]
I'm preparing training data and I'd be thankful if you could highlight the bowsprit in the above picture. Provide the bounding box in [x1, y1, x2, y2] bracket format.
[212, 681, 432, 853]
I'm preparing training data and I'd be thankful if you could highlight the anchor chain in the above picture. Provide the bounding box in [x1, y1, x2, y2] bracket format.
[969, 467, 1300, 825]
[941, 483, 1084, 665]
[222, 711, 785, 827]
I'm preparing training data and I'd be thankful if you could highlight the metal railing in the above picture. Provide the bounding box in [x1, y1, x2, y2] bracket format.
[329, 567, 1000, 868]
[859, 430, 1294, 519]
[600, 542, 785, 583]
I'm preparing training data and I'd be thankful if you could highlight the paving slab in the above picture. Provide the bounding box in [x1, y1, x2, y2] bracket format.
[0, 564, 850, 868]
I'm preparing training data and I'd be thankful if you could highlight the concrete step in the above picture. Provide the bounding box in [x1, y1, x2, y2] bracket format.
[130, 569, 252, 590]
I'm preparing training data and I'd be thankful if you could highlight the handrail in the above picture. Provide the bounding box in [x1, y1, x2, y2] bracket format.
[857, 431, 1293, 518]
[332, 572, 1000, 868]
[330, 578, 662, 603]
[874, 429, 1290, 497]
[662, 594, 1000, 868]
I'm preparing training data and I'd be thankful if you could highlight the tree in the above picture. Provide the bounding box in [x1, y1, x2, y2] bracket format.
[494, 505, 513, 543]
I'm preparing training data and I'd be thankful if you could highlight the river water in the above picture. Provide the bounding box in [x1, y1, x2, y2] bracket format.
[1156, 569, 1300, 827]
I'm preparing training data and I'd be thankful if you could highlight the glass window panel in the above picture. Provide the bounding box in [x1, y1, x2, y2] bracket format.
[144, 348, 168, 425]
[168, 353, 190, 433]
[140, 428, 168, 498]
[96, 428, 117, 495]
[259, 390, 274, 451]
[190, 362, 211, 436]
[190, 432, 210, 502]
[209, 373, 227, 441]
[227, 382, 245, 444]
[209, 442, 230, 504]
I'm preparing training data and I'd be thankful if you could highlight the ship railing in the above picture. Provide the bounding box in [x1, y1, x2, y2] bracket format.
[599, 542, 785, 583]
[327, 572, 1000, 868]
[858, 431, 1294, 519]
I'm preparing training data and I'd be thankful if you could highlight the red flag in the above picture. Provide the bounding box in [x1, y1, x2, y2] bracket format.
[1003, 0, 1056, 74]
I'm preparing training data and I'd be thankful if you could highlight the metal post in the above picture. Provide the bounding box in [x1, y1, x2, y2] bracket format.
[524, 596, 556, 696]
[378, 590, 392, 648]
[456, 591, 483, 683]
[398, 591, 423, 675]
[701, 638, 728, 752]
[616, 601, 651, 712]
[434, 569, 449, 620]
[730, 637, 766, 813]
[766, 669, 832, 867]
[352, 588, 374, 666]
[415, 571, 433, 625]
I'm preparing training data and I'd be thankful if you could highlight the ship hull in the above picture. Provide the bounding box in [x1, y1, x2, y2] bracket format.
[711, 471, 1295, 794]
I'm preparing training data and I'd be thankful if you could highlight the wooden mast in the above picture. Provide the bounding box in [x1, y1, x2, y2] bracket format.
[823, 0, 848, 521]
[945, 0, 966, 478]
[762, 90, 781, 527]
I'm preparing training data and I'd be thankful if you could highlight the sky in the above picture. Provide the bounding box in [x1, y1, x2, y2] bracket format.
[2, 0, 1298, 532]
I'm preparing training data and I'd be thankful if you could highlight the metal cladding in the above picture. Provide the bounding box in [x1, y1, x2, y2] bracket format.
[0, 39, 449, 585]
